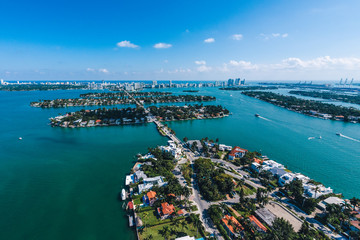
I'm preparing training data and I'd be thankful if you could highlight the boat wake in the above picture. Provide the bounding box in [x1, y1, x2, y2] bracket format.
[308, 137, 315, 140]
[258, 116, 272, 122]
[338, 134, 360, 143]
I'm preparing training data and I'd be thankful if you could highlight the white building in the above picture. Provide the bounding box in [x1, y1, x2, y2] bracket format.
[159, 140, 182, 159]
[219, 144, 232, 151]
[278, 173, 295, 186]
[138, 176, 167, 193]
[304, 183, 333, 198]
[318, 196, 345, 210]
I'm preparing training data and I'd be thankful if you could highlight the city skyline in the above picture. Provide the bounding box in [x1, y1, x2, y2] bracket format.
[1, 0, 360, 81]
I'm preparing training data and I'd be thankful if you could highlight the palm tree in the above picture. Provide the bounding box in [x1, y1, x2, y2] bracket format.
[160, 226, 171, 240]
[181, 220, 187, 231]
[313, 185, 320, 199]
[350, 197, 360, 210]
[267, 217, 296, 240]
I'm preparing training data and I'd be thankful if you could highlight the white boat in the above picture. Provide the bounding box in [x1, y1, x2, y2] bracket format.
[18, 137, 22, 140]
[318, 136, 322, 139]
[121, 189, 126, 201]
[128, 216, 134, 227]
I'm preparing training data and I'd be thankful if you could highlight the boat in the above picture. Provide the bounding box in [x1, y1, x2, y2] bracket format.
[18, 137, 22, 140]
[318, 136, 322, 139]
[128, 215, 134, 227]
[121, 189, 126, 201]
[255, 114, 260, 117]
[336, 133, 342, 136]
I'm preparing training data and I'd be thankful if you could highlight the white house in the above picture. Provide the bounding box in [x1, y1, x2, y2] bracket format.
[138, 176, 167, 193]
[219, 144, 232, 151]
[278, 173, 295, 187]
[304, 183, 333, 198]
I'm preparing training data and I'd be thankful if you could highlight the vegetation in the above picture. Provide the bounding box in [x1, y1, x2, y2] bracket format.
[265, 217, 296, 240]
[138, 217, 202, 240]
[183, 90, 199, 93]
[243, 91, 360, 122]
[149, 104, 229, 121]
[284, 179, 319, 214]
[50, 104, 229, 128]
[289, 90, 360, 105]
[219, 86, 278, 91]
[0, 84, 86, 91]
[80, 91, 171, 98]
[194, 158, 234, 201]
[180, 162, 193, 185]
[50, 107, 147, 127]
[31, 93, 216, 108]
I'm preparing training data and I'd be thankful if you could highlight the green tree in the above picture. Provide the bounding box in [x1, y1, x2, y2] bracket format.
[266, 217, 296, 240]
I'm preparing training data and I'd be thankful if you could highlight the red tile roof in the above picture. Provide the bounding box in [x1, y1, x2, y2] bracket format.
[229, 146, 248, 157]
[249, 215, 267, 232]
[127, 201, 134, 210]
[147, 191, 156, 200]
[253, 158, 264, 164]
[161, 202, 175, 215]
[351, 220, 360, 230]
[222, 215, 243, 234]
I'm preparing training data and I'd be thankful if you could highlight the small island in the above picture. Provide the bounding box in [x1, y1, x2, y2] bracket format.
[219, 86, 278, 91]
[289, 90, 360, 105]
[182, 90, 199, 93]
[243, 91, 360, 123]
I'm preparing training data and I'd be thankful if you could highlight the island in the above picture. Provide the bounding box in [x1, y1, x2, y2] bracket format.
[183, 90, 199, 93]
[31, 93, 216, 108]
[289, 90, 360, 105]
[219, 86, 278, 91]
[0, 84, 86, 91]
[123, 130, 360, 240]
[50, 104, 229, 128]
[242, 91, 360, 123]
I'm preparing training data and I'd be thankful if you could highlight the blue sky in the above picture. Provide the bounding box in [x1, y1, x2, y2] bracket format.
[1, 0, 360, 81]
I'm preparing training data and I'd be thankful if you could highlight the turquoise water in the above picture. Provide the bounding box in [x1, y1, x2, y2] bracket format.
[166, 88, 360, 198]
[0, 88, 359, 240]
[0, 90, 167, 240]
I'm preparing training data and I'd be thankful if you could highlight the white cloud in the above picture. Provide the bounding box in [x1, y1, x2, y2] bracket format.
[232, 34, 243, 40]
[195, 60, 206, 65]
[260, 33, 288, 40]
[86, 68, 95, 72]
[274, 56, 360, 70]
[99, 68, 109, 73]
[197, 65, 212, 72]
[116, 40, 139, 48]
[204, 38, 215, 43]
[226, 60, 258, 70]
[153, 43, 172, 49]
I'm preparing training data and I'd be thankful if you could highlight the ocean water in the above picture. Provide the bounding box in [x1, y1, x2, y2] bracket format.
[166, 88, 360, 198]
[0, 90, 166, 240]
[0, 87, 359, 240]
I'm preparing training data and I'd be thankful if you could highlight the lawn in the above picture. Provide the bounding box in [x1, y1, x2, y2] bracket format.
[235, 185, 256, 196]
[139, 218, 202, 240]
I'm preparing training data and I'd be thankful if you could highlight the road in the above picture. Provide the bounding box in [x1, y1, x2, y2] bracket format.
[124, 89, 223, 239]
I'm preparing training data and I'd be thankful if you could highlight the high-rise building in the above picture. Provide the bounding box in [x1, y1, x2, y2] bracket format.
[227, 78, 235, 86]
[235, 78, 241, 85]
